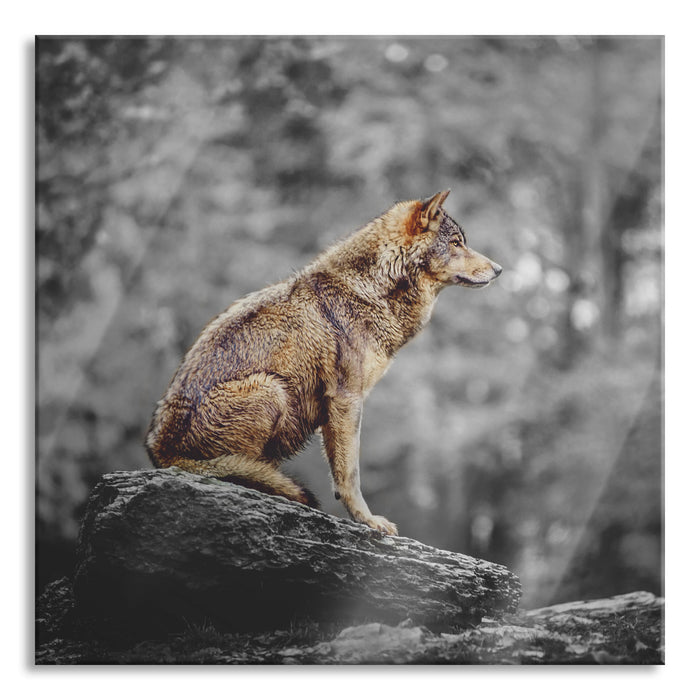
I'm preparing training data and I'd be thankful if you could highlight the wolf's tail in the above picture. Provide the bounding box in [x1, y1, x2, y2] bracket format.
[164, 454, 320, 508]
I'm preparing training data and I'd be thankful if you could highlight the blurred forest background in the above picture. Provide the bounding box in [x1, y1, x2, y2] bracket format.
[36, 36, 663, 608]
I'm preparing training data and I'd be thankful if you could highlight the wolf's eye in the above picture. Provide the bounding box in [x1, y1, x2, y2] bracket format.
[451, 239, 461, 248]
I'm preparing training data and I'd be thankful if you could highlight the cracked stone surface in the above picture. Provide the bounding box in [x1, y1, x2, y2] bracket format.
[72, 468, 521, 633]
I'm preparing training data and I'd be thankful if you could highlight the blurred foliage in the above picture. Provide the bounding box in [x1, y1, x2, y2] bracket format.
[36, 36, 662, 606]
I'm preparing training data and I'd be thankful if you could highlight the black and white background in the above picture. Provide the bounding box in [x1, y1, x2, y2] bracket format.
[36, 35, 663, 610]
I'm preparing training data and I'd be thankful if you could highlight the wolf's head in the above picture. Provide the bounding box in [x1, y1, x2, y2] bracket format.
[321, 190, 501, 299]
[414, 190, 502, 289]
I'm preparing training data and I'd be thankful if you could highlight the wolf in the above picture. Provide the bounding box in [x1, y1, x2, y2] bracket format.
[145, 190, 502, 535]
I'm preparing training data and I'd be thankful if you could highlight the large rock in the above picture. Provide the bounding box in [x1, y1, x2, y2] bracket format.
[73, 468, 521, 635]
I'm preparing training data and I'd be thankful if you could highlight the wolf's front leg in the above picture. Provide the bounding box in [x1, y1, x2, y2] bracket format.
[322, 395, 398, 536]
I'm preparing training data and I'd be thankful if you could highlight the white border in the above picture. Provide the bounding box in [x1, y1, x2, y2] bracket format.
[9, 1, 697, 695]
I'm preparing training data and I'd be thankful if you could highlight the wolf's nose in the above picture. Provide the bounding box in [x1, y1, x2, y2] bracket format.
[491, 262, 503, 277]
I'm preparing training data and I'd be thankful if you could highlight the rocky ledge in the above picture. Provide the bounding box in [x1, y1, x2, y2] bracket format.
[35, 468, 663, 664]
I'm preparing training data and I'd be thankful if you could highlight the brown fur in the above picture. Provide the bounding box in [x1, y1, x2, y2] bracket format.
[145, 190, 502, 535]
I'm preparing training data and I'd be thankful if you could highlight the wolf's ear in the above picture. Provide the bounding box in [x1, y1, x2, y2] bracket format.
[420, 190, 450, 227]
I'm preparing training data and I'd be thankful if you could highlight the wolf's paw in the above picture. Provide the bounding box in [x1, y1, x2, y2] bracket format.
[364, 514, 398, 536]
